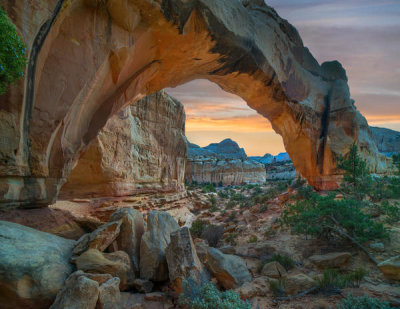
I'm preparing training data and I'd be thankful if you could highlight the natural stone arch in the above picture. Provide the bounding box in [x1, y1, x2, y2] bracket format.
[0, 0, 388, 208]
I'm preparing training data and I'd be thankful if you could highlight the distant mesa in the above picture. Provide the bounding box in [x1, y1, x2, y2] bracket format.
[185, 139, 266, 185]
[249, 152, 291, 164]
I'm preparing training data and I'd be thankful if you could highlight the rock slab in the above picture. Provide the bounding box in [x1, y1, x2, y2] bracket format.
[0, 221, 75, 309]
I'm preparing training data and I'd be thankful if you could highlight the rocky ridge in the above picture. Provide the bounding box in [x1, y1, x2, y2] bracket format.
[185, 139, 267, 185]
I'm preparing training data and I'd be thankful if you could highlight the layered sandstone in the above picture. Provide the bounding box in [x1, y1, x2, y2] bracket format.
[59, 91, 186, 198]
[0, 0, 389, 208]
[185, 139, 266, 185]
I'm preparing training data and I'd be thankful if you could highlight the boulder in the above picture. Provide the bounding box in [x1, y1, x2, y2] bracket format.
[133, 279, 154, 293]
[76, 249, 134, 290]
[49, 271, 100, 309]
[166, 227, 209, 293]
[261, 261, 287, 278]
[309, 252, 351, 268]
[110, 208, 145, 274]
[0, 221, 75, 309]
[98, 277, 121, 309]
[205, 247, 251, 289]
[285, 273, 316, 296]
[236, 277, 272, 299]
[140, 211, 180, 282]
[73, 220, 122, 256]
[378, 255, 400, 280]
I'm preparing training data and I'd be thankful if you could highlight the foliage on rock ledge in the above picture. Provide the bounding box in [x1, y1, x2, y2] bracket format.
[0, 8, 26, 95]
[179, 279, 251, 309]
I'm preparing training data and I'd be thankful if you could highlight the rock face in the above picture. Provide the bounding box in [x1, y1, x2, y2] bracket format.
[0, 220, 75, 309]
[110, 208, 145, 275]
[378, 255, 400, 281]
[205, 247, 252, 289]
[165, 227, 209, 293]
[371, 127, 400, 156]
[76, 249, 135, 291]
[0, 0, 389, 208]
[308, 252, 351, 269]
[139, 211, 180, 282]
[60, 91, 186, 198]
[186, 139, 267, 185]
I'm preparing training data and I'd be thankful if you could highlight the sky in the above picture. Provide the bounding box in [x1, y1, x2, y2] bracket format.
[167, 0, 400, 156]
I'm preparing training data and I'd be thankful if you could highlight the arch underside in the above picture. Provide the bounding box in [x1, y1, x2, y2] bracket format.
[0, 0, 388, 208]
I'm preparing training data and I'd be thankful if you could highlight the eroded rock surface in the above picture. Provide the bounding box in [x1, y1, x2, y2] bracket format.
[166, 227, 209, 293]
[0, 221, 75, 309]
[140, 211, 180, 282]
[0, 0, 389, 208]
[186, 139, 266, 185]
[60, 91, 186, 199]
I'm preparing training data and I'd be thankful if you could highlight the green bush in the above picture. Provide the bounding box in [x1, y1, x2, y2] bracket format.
[190, 220, 207, 238]
[269, 278, 286, 297]
[267, 254, 295, 271]
[316, 268, 365, 291]
[0, 8, 26, 94]
[380, 200, 400, 224]
[202, 183, 216, 193]
[248, 235, 257, 243]
[281, 193, 388, 243]
[200, 224, 224, 247]
[179, 280, 251, 309]
[336, 294, 390, 309]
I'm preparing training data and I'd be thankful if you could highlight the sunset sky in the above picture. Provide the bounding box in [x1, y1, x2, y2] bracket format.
[167, 0, 400, 156]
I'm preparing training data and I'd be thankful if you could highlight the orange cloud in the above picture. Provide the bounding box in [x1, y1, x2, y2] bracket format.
[365, 114, 400, 124]
[186, 114, 273, 133]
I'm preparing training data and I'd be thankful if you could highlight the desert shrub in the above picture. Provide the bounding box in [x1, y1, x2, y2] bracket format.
[225, 200, 236, 209]
[200, 224, 224, 247]
[190, 220, 207, 238]
[336, 294, 390, 309]
[269, 278, 286, 297]
[0, 8, 26, 94]
[380, 200, 400, 224]
[209, 196, 218, 212]
[317, 268, 366, 292]
[248, 235, 258, 243]
[231, 193, 246, 202]
[267, 254, 295, 271]
[225, 232, 238, 246]
[294, 184, 314, 200]
[228, 211, 237, 222]
[260, 204, 268, 213]
[218, 190, 229, 199]
[281, 192, 388, 243]
[202, 183, 216, 193]
[179, 279, 251, 309]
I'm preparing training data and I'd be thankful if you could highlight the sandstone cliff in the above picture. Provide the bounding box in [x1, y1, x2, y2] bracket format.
[0, 0, 389, 208]
[60, 91, 186, 198]
[370, 127, 400, 156]
[185, 139, 266, 185]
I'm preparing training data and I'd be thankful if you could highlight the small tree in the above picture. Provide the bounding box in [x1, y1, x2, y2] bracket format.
[0, 8, 26, 94]
[337, 143, 371, 200]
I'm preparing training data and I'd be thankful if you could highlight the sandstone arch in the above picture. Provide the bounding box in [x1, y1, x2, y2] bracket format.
[0, 0, 388, 208]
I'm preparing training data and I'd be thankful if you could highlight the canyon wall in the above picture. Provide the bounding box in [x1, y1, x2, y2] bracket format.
[185, 139, 266, 185]
[60, 91, 186, 198]
[0, 0, 389, 208]
[371, 127, 400, 156]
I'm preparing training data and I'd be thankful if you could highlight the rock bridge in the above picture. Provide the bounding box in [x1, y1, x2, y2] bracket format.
[0, 0, 388, 208]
